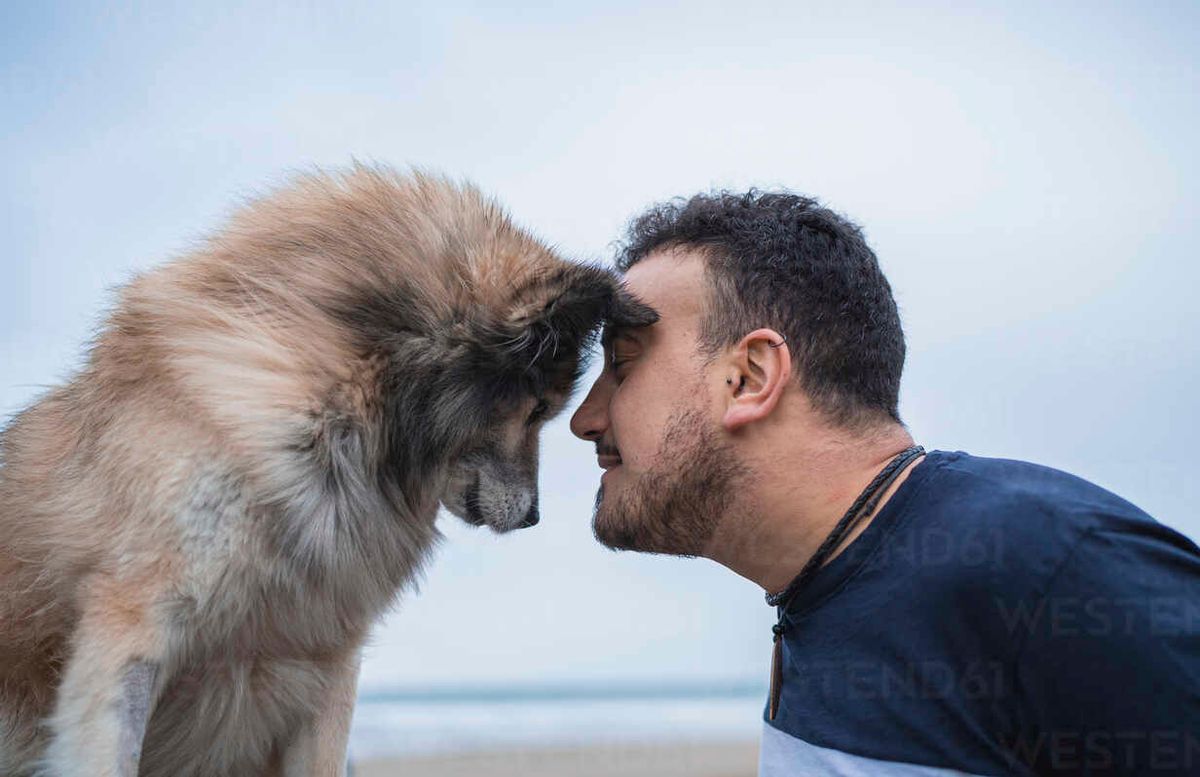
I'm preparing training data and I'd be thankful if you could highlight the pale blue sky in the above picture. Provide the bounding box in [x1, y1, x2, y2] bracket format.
[3, 1, 1197, 691]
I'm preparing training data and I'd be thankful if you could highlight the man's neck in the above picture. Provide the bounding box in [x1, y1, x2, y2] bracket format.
[703, 424, 923, 595]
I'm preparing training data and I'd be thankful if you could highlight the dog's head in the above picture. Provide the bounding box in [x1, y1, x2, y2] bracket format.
[266, 167, 657, 533]
[436, 266, 606, 532]
[431, 263, 655, 533]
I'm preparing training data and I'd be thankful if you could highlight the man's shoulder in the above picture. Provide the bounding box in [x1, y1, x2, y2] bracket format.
[919, 449, 1163, 542]
[888, 449, 1196, 606]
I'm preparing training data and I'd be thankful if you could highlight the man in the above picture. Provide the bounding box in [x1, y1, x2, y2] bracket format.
[569, 191, 1200, 775]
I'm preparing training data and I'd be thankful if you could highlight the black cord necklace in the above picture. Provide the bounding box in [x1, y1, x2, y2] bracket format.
[765, 444, 925, 720]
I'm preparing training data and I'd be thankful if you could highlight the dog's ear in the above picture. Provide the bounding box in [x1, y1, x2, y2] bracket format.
[504, 265, 615, 368]
[495, 264, 660, 389]
[606, 283, 659, 331]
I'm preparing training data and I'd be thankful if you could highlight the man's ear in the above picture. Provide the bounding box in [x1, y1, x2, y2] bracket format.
[722, 328, 791, 432]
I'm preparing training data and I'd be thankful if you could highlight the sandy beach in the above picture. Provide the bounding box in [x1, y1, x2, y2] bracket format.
[354, 740, 758, 777]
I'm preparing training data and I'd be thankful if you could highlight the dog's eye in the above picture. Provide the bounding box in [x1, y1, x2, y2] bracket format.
[527, 399, 550, 426]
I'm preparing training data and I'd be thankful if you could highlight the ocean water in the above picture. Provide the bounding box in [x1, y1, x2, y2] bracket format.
[348, 682, 766, 760]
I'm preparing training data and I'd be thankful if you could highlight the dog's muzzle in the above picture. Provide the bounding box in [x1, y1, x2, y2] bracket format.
[464, 479, 486, 526]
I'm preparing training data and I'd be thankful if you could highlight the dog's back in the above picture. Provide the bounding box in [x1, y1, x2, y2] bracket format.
[1, 388, 79, 767]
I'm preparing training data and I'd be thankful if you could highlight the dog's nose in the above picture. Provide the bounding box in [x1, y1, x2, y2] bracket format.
[519, 505, 539, 528]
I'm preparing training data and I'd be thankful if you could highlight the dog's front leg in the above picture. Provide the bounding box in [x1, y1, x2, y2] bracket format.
[116, 661, 158, 774]
[280, 648, 362, 777]
[42, 577, 164, 777]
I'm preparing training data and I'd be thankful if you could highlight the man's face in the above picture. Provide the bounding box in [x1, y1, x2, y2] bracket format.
[569, 249, 746, 556]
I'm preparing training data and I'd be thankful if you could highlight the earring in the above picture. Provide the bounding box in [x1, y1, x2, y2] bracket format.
[726, 378, 733, 385]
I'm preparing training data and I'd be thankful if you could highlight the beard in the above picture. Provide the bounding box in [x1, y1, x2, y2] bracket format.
[592, 406, 748, 557]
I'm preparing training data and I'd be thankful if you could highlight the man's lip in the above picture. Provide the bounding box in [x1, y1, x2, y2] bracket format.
[597, 455, 623, 470]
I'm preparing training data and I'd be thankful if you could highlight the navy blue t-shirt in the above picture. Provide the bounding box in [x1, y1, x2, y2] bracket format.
[760, 449, 1200, 776]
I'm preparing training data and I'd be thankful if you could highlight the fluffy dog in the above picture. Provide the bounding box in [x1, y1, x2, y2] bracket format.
[0, 166, 654, 776]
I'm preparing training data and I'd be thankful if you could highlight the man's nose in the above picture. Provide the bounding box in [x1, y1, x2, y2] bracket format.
[569, 373, 612, 442]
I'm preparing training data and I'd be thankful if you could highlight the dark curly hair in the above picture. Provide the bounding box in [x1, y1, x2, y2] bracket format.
[617, 190, 906, 430]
